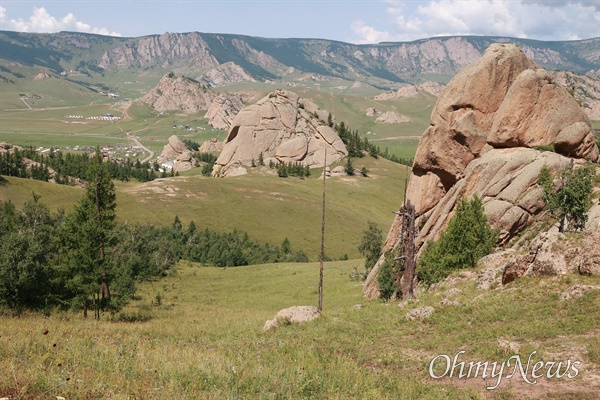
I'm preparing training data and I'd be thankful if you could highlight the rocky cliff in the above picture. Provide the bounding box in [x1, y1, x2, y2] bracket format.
[91, 32, 600, 85]
[99, 32, 219, 71]
[364, 44, 600, 299]
[212, 89, 347, 177]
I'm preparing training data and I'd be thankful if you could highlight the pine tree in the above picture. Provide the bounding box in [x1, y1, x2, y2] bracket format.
[59, 149, 117, 318]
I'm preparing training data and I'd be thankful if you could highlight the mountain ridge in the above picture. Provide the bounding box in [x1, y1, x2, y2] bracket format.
[1, 30, 598, 87]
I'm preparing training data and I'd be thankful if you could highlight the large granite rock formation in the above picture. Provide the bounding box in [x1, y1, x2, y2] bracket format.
[212, 89, 347, 177]
[204, 93, 244, 130]
[156, 135, 193, 172]
[364, 44, 599, 299]
[198, 138, 224, 153]
[141, 73, 216, 113]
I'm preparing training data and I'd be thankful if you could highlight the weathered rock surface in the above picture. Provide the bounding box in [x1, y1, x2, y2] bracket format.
[376, 111, 411, 124]
[405, 306, 435, 320]
[156, 135, 193, 172]
[198, 138, 224, 153]
[263, 305, 320, 331]
[498, 339, 521, 354]
[364, 44, 600, 299]
[576, 229, 600, 276]
[200, 62, 256, 87]
[559, 285, 600, 301]
[99, 32, 219, 71]
[212, 89, 347, 177]
[141, 73, 216, 113]
[374, 81, 445, 100]
[204, 93, 244, 130]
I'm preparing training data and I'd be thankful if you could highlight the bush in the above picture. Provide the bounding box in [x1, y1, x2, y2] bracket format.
[418, 195, 498, 286]
[377, 251, 397, 301]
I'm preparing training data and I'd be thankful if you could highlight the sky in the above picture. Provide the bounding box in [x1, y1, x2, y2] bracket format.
[0, 1, 598, 43]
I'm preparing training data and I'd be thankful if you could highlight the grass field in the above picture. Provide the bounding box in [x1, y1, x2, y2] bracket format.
[1, 260, 598, 399]
[0, 154, 410, 260]
[1, 74, 432, 161]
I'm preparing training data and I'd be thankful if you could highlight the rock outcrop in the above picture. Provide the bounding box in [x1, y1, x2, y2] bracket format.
[212, 89, 347, 177]
[366, 108, 410, 123]
[200, 62, 256, 87]
[198, 138, 224, 153]
[376, 111, 410, 124]
[364, 44, 599, 299]
[141, 73, 216, 114]
[204, 93, 244, 130]
[374, 81, 445, 101]
[156, 135, 193, 172]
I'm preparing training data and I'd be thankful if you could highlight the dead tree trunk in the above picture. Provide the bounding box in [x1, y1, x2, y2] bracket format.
[318, 153, 327, 313]
[394, 174, 416, 300]
[401, 201, 416, 300]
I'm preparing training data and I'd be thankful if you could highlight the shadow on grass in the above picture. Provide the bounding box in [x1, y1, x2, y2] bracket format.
[0, 175, 8, 186]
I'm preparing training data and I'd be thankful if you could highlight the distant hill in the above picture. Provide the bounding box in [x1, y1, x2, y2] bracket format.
[1, 30, 598, 87]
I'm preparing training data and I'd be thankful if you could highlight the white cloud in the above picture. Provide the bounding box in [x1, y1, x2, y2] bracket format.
[351, 0, 600, 43]
[351, 20, 395, 44]
[0, 6, 121, 37]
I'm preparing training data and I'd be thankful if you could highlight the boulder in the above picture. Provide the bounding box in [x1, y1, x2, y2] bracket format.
[212, 89, 347, 177]
[559, 285, 600, 301]
[405, 306, 435, 320]
[263, 305, 320, 331]
[276, 306, 320, 323]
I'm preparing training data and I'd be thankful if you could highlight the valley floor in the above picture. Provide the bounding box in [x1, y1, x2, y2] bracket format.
[1, 260, 599, 399]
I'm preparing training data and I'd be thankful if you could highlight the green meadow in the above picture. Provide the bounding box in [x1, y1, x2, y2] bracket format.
[0, 154, 410, 260]
[1, 260, 598, 399]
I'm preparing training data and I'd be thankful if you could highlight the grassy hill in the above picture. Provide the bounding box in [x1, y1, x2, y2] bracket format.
[0, 155, 409, 260]
[1, 260, 598, 398]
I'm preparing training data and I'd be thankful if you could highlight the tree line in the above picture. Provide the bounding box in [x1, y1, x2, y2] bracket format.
[0, 146, 158, 185]
[0, 151, 308, 315]
[333, 120, 413, 167]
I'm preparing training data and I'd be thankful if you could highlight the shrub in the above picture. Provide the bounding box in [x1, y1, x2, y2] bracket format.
[377, 251, 397, 301]
[418, 195, 498, 286]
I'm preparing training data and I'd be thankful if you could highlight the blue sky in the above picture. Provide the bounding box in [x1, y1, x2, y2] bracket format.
[1, 1, 599, 43]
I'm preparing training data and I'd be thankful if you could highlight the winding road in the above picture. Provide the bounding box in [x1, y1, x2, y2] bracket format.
[128, 135, 154, 164]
